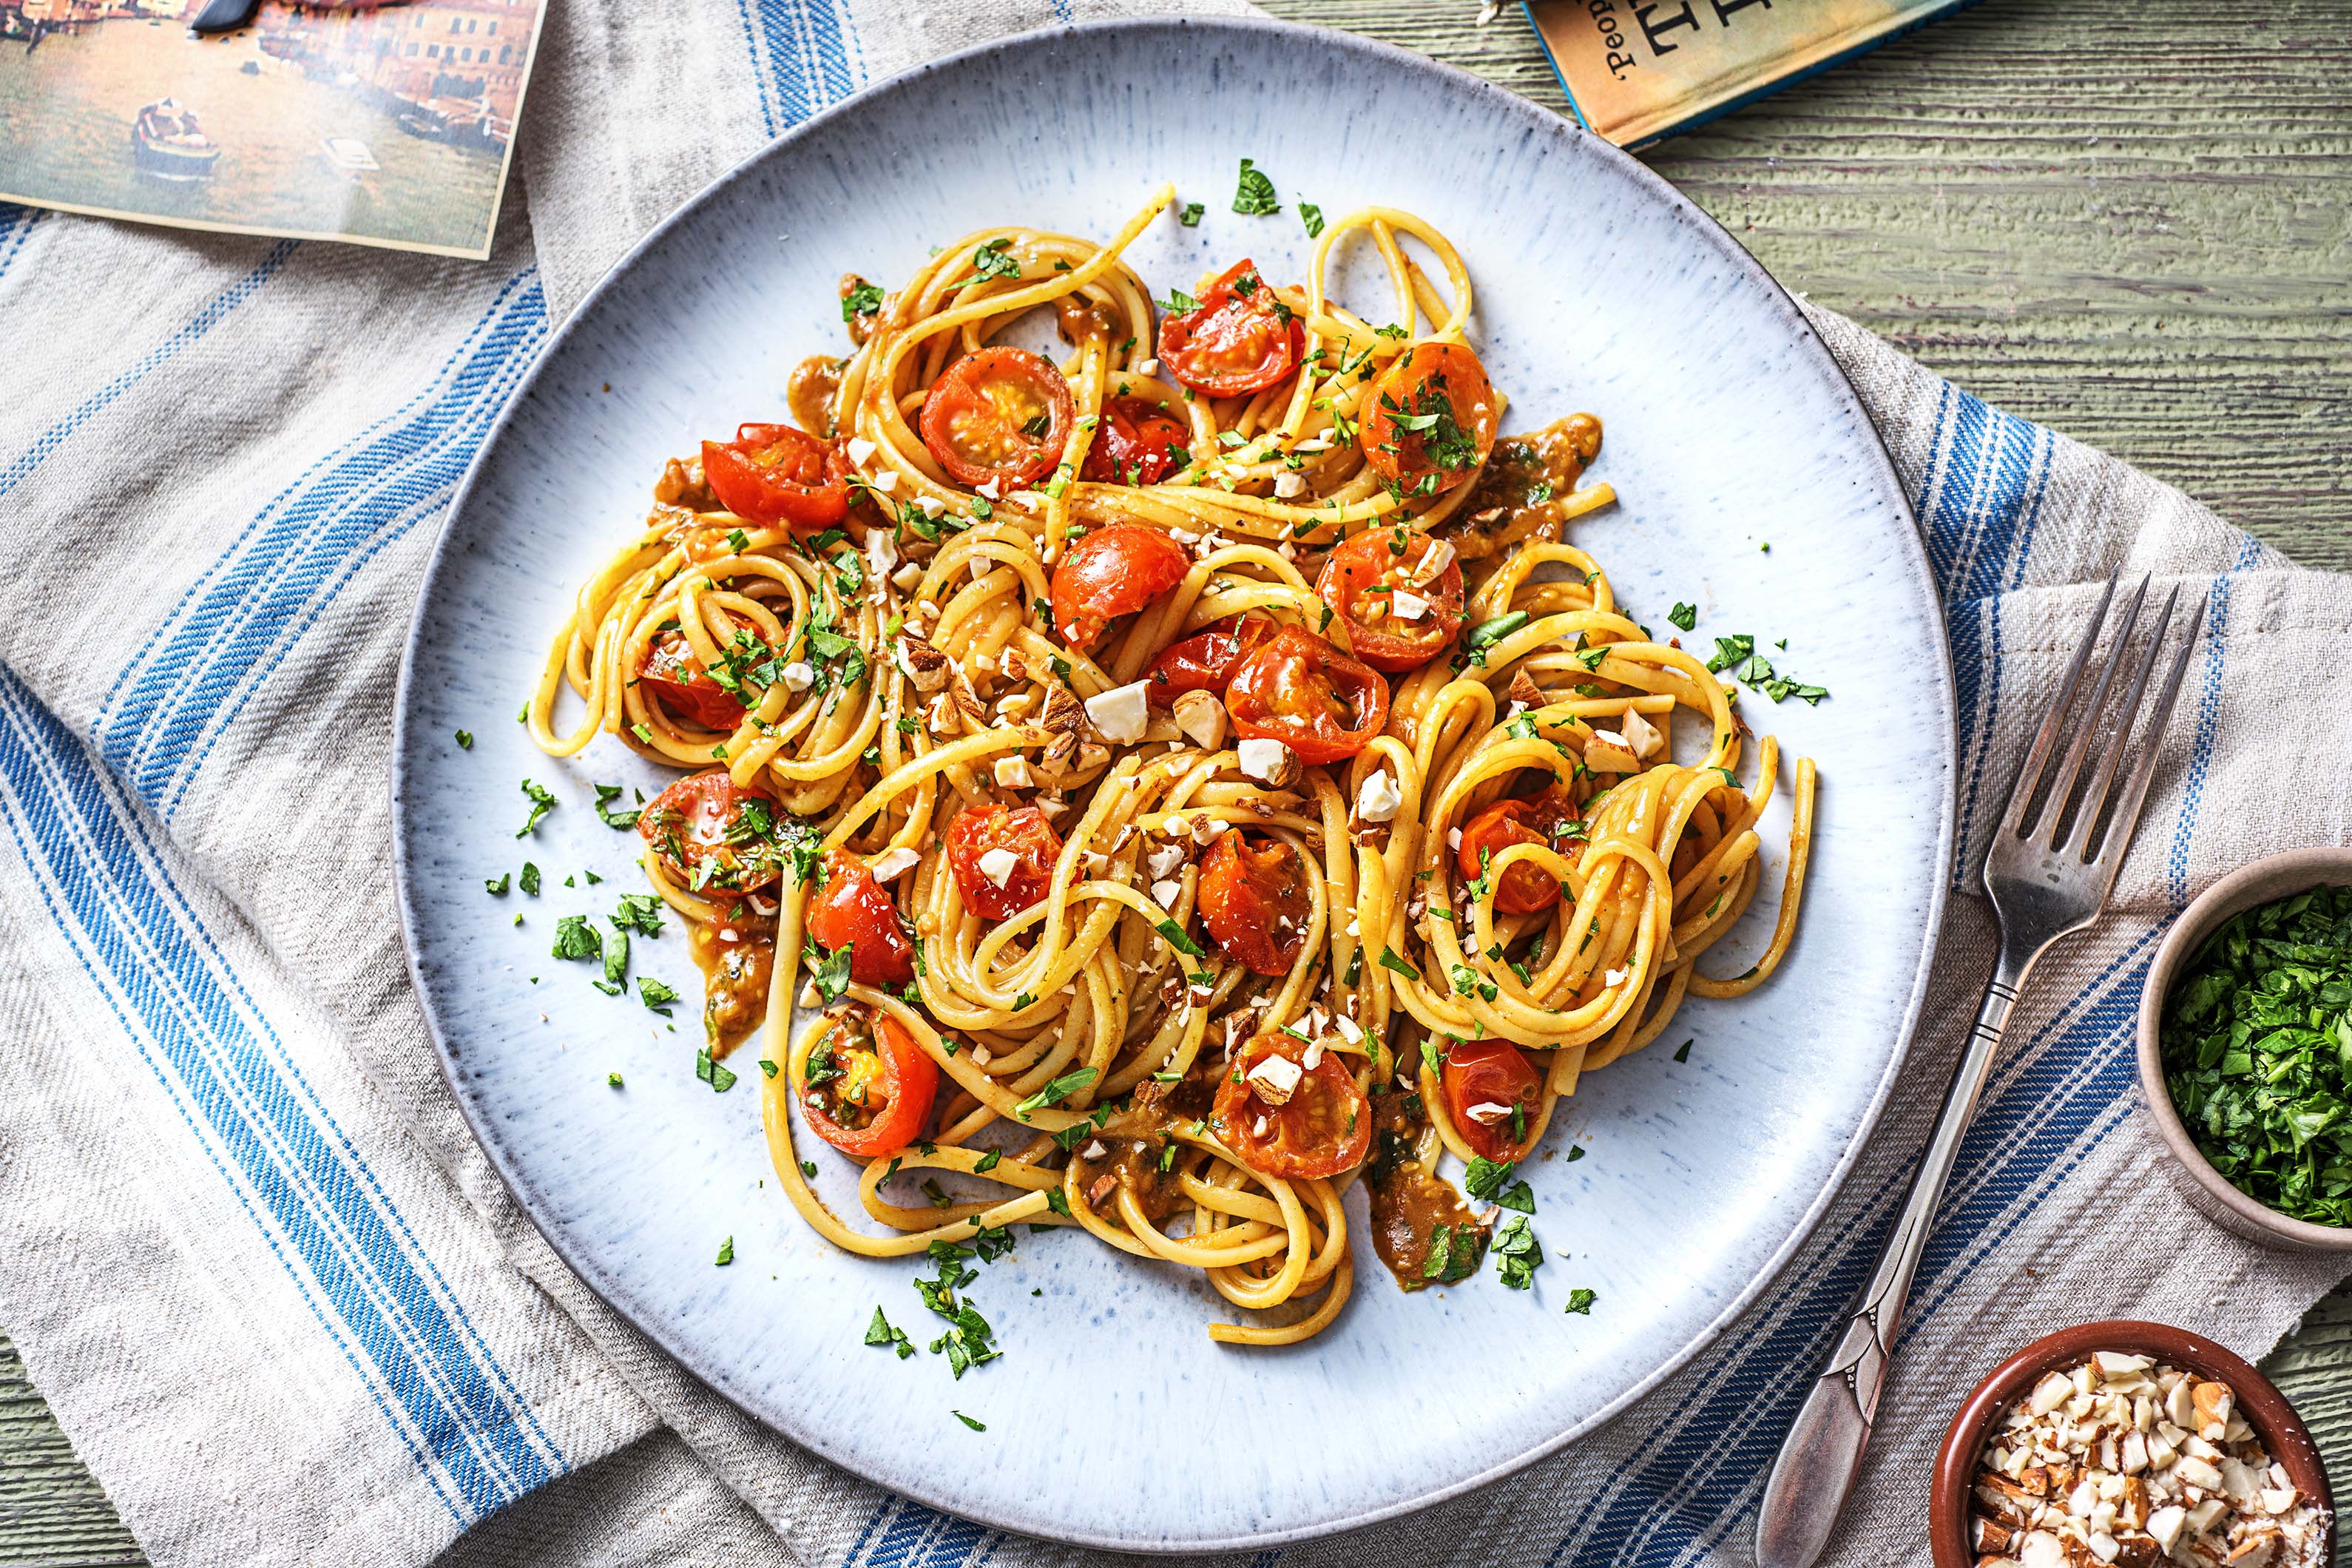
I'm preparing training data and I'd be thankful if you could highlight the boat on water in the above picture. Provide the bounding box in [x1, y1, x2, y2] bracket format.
[320, 137, 380, 180]
[396, 96, 506, 155]
[130, 100, 223, 180]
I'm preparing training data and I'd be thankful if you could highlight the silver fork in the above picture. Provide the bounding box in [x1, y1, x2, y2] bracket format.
[1754, 572, 2209, 1568]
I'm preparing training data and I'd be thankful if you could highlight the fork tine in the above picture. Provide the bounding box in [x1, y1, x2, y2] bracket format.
[1998, 570, 2121, 841]
[2063, 584, 2179, 861]
[2089, 593, 2208, 878]
[2033, 574, 2150, 847]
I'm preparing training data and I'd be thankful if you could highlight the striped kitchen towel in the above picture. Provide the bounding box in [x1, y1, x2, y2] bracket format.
[0, 3, 2347, 1567]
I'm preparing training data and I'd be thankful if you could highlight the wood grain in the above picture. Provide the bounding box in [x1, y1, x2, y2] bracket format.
[5, 1, 2345, 1561]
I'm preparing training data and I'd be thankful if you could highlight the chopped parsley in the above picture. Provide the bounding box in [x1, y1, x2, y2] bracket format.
[1566, 1287, 1598, 1315]
[2161, 884, 2352, 1224]
[551, 916, 601, 963]
[1298, 201, 1325, 238]
[1177, 201, 1204, 227]
[808, 941, 855, 1004]
[484, 872, 510, 896]
[516, 778, 558, 838]
[1492, 1215, 1542, 1289]
[612, 892, 665, 936]
[695, 1048, 737, 1093]
[714, 1236, 734, 1265]
[1421, 1222, 1484, 1285]
[842, 281, 884, 320]
[865, 1305, 916, 1359]
[915, 1240, 1002, 1378]
[1668, 601, 1699, 632]
[1231, 156, 1280, 216]
[1673, 1038, 1693, 1064]
[1463, 612, 1529, 664]
[638, 976, 680, 1013]
[953, 1410, 987, 1432]
[606, 1071, 624, 1088]
[970, 237, 1020, 283]
[593, 783, 642, 829]
[1015, 1067, 1098, 1121]
[1377, 947, 1422, 981]
[518, 862, 541, 896]
[454, 729, 473, 749]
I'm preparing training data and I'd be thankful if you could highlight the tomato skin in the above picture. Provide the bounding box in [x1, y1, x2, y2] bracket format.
[701, 423, 851, 530]
[1158, 259, 1305, 397]
[1361, 344, 1500, 496]
[1049, 524, 1191, 647]
[1080, 396, 1192, 486]
[638, 771, 783, 893]
[801, 1006, 939, 1159]
[1143, 612, 1276, 707]
[1197, 831, 1311, 976]
[1317, 529, 1466, 672]
[1226, 626, 1391, 766]
[1439, 1039, 1544, 1163]
[1212, 1033, 1372, 1180]
[944, 804, 1063, 921]
[919, 347, 1075, 490]
[636, 614, 759, 731]
[805, 850, 915, 985]
[1457, 792, 1579, 915]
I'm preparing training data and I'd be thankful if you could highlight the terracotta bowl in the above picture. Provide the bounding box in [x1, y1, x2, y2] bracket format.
[2138, 847, 2352, 1251]
[1930, 1319, 2333, 1568]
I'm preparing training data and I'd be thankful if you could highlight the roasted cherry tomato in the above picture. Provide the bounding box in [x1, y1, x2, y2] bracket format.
[635, 614, 763, 732]
[701, 422, 851, 530]
[1361, 343, 1499, 496]
[806, 850, 915, 986]
[1158, 259, 1305, 397]
[1317, 527, 1467, 672]
[1439, 1039, 1544, 1163]
[638, 771, 783, 894]
[1049, 523, 1190, 646]
[1226, 626, 1390, 766]
[1079, 396, 1192, 486]
[944, 803, 1063, 922]
[800, 1004, 939, 1159]
[1143, 612, 1276, 707]
[918, 346, 1075, 491]
[1212, 1033, 1372, 1180]
[1197, 831, 1312, 976]
[1456, 788, 1580, 916]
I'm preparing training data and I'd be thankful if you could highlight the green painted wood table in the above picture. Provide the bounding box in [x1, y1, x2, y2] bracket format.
[3, 1, 2345, 1561]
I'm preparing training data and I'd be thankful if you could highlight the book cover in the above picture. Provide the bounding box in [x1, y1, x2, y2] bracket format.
[1526, 0, 1985, 149]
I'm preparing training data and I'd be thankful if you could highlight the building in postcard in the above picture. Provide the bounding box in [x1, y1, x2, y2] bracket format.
[266, 0, 533, 149]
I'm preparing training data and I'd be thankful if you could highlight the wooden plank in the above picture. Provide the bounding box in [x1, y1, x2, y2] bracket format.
[4, 1, 2347, 1560]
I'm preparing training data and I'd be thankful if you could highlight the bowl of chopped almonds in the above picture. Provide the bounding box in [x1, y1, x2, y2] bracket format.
[2138, 848, 2352, 1251]
[1932, 1321, 2332, 1568]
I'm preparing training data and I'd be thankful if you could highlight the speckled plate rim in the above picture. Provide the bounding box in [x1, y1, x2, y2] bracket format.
[391, 16, 1959, 1550]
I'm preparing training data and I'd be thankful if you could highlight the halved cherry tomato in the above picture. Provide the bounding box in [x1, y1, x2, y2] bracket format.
[1456, 788, 1579, 915]
[702, 423, 851, 530]
[1317, 527, 1467, 672]
[1080, 396, 1192, 486]
[1439, 1039, 1544, 1163]
[1226, 626, 1390, 766]
[1158, 259, 1305, 397]
[800, 1004, 939, 1159]
[1212, 1033, 1371, 1180]
[1143, 612, 1276, 707]
[944, 803, 1063, 922]
[1197, 831, 1311, 976]
[918, 346, 1075, 491]
[636, 613, 764, 732]
[638, 771, 784, 894]
[806, 850, 914, 986]
[1049, 523, 1190, 646]
[1361, 343, 1499, 496]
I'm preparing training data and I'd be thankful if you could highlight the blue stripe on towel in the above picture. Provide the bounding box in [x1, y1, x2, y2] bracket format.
[0, 241, 297, 504]
[0, 202, 44, 285]
[0, 669, 566, 1521]
[95, 271, 547, 817]
[739, 0, 866, 143]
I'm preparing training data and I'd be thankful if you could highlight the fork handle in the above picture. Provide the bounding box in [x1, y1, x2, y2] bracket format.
[1753, 948, 2035, 1568]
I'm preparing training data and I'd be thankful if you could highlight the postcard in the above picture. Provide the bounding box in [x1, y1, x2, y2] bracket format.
[0, 0, 545, 259]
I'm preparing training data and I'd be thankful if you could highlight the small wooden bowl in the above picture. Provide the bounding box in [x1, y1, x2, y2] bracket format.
[2138, 847, 2352, 1251]
[1930, 1319, 2333, 1568]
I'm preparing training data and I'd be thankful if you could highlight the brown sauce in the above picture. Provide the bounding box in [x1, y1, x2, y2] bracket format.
[788, 354, 844, 440]
[1443, 413, 1604, 562]
[839, 273, 880, 347]
[1053, 294, 1116, 346]
[689, 917, 774, 1060]
[1365, 1088, 1489, 1291]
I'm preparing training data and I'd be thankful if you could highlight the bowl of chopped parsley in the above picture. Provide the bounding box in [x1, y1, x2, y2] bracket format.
[2140, 848, 2352, 1249]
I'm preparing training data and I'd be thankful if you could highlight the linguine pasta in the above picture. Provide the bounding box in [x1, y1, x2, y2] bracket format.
[525, 185, 1817, 1345]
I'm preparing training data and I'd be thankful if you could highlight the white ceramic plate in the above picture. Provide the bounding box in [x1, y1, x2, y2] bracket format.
[393, 18, 1955, 1552]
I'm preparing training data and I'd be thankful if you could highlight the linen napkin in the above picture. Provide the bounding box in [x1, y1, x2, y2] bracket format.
[0, 2, 2346, 1565]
